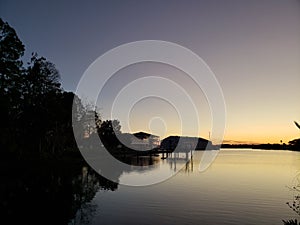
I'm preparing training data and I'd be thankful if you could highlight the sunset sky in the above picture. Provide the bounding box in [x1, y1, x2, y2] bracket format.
[1, 0, 300, 144]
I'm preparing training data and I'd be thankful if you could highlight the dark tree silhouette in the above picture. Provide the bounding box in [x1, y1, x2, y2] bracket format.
[0, 18, 121, 225]
[98, 119, 122, 151]
[0, 18, 87, 159]
[0, 18, 24, 95]
[0, 18, 25, 156]
[288, 122, 300, 151]
[24, 53, 61, 97]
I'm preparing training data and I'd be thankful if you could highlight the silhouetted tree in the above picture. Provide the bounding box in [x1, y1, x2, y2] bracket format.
[0, 18, 24, 96]
[24, 53, 61, 99]
[15, 53, 64, 156]
[288, 122, 300, 151]
[98, 119, 121, 151]
[0, 18, 25, 155]
[289, 139, 300, 148]
[0, 18, 87, 159]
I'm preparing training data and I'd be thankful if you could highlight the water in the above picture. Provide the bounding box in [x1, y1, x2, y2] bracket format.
[2, 149, 300, 225]
[80, 149, 300, 225]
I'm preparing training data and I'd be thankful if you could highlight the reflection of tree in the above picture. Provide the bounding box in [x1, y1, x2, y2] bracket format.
[70, 202, 97, 225]
[284, 172, 300, 225]
[287, 173, 300, 216]
[69, 166, 117, 225]
[282, 121, 300, 224]
[1, 162, 117, 225]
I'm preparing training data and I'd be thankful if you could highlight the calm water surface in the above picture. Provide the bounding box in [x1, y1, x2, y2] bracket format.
[72, 149, 300, 225]
[2, 149, 299, 225]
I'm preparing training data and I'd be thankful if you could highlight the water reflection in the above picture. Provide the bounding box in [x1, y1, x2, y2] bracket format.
[0, 153, 193, 224]
[0, 162, 117, 225]
[166, 152, 194, 173]
[90, 150, 300, 225]
[285, 171, 300, 222]
[2, 150, 299, 225]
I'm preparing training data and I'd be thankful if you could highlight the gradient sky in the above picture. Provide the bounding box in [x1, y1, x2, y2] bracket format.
[1, 0, 300, 144]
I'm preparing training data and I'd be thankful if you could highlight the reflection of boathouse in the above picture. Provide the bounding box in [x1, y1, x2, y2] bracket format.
[160, 136, 211, 150]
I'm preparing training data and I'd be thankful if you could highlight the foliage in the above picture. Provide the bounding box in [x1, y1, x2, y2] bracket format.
[25, 53, 61, 97]
[0, 20, 120, 224]
[284, 172, 300, 224]
[287, 122, 300, 151]
[98, 119, 122, 150]
[0, 18, 25, 152]
[282, 219, 299, 225]
[0, 18, 90, 159]
[0, 18, 126, 159]
[0, 17, 24, 96]
[289, 139, 300, 147]
[287, 173, 300, 216]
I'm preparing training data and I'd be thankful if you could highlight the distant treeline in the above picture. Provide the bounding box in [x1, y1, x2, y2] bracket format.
[221, 143, 299, 151]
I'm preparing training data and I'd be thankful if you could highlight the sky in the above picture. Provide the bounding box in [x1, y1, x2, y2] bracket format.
[1, 0, 300, 144]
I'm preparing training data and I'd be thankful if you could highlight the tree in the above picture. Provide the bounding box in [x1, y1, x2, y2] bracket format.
[288, 121, 300, 151]
[15, 54, 63, 156]
[98, 120, 121, 150]
[24, 53, 61, 104]
[0, 18, 89, 159]
[0, 18, 25, 154]
[0, 18, 24, 95]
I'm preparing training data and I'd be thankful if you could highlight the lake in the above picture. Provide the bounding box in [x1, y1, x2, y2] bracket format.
[74, 149, 300, 225]
[1, 149, 300, 225]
